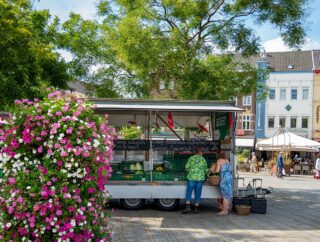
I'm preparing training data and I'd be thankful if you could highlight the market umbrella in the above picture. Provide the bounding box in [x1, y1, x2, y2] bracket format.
[256, 132, 320, 152]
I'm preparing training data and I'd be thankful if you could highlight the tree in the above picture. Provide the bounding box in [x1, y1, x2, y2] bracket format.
[0, 0, 70, 110]
[89, 0, 307, 99]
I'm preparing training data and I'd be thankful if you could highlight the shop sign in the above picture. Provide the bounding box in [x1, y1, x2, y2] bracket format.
[215, 112, 229, 140]
[113, 139, 220, 151]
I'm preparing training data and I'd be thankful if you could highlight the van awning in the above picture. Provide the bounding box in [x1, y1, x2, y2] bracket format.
[91, 99, 242, 113]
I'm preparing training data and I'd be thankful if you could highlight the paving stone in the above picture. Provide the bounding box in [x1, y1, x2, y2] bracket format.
[110, 172, 320, 241]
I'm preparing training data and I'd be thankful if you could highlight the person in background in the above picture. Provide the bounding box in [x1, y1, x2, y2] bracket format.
[250, 152, 257, 173]
[182, 146, 208, 214]
[213, 152, 233, 215]
[277, 152, 284, 179]
[315, 154, 320, 177]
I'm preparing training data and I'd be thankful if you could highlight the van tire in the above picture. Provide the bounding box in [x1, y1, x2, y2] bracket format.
[120, 199, 145, 210]
[155, 199, 179, 211]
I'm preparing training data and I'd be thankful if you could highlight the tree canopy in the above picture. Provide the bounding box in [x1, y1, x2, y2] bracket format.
[0, 0, 309, 104]
[86, 0, 307, 99]
[0, 0, 70, 109]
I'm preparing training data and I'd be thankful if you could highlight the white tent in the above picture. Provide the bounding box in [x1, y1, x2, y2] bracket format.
[256, 132, 320, 152]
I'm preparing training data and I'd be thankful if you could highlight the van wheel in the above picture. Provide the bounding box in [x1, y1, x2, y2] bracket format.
[120, 199, 145, 210]
[155, 199, 179, 211]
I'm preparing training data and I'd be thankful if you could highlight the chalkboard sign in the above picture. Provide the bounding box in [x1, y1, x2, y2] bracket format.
[113, 140, 149, 150]
[152, 140, 219, 152]
[113, 139, 220, 151]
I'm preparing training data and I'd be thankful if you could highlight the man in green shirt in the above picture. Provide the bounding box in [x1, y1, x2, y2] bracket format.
[182, 146, 208, 214]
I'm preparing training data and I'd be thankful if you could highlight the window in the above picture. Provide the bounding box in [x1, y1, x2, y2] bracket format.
[268, 117, 275, 128]
[302, 88, 309, 100]
[291, 88, 297, 100]
[269, 89, 275, 100]
[290, 117, 297, 128]
[280, 88, 286, 100]
[242, 115, 251, 130]
[302, 117, 308, 128]
[242, 96, 251, 106]
[279, 117, 286, 128]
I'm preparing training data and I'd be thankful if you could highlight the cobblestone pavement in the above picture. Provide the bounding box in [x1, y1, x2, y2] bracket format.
[109, 172, 320, 242]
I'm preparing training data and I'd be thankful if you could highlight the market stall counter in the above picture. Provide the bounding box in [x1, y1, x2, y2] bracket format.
[93, 99, 241, 210]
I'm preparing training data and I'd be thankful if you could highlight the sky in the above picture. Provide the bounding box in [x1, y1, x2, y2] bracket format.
[35, 0, 320, 54]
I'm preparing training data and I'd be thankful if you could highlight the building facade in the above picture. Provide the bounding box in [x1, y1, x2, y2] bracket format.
[312, 50, 320, 141]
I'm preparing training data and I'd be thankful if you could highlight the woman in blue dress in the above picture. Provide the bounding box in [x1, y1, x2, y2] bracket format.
[213, 152, 233, 215]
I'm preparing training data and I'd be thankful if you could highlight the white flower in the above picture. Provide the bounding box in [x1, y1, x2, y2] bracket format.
[73, 179, 76, 183]
[49, 199, 53, 203]
[71, 220, 76, 227]
[60, 133, 65, 138]
[88, 202, 92, 207]
[74, 163, 79, 167]
[50, 221, 55, 226]
[51, 186, 55, 191]
[53, 217, 57, 221]
[50, 135, 54, 139]
[6, 222, 12, 228]
[24, 157, 29, 161]
[52, 229, 57, 233]
[26, 186, 31, 190]
[32, 149, 37, 154]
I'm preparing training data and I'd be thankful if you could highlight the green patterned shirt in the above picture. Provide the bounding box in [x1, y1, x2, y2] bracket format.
[185, 155, 208, 181]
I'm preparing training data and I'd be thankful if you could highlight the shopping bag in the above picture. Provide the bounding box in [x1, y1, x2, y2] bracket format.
[282, 168, 286, 176]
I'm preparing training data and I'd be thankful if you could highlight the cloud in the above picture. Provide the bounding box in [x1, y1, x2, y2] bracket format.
[263, 37, 320, 52]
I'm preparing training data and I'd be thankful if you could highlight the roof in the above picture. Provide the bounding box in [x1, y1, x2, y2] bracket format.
[312, 50, 320, 70]
[235, 50, 320, 72]
[67, 81, 88, 94]
[91, 99, 242, 112]
[266, 50, 313, 72]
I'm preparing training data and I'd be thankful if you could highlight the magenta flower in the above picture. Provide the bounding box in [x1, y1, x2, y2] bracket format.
[68, 206, 75, 213]
[8, 177, 15, 185]
[37, 146, 43, 153]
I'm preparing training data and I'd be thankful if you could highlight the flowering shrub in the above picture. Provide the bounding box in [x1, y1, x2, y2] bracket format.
[0, 91, 113, 241]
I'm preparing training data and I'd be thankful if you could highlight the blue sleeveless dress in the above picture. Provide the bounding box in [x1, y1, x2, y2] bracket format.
[220, 163, 233, 200]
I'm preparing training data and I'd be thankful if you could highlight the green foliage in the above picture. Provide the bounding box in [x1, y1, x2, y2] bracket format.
[86, 0, 307, 99]
[0, 0, 70, 110]
[121, 126, 142, 139]
[237, 149, 250, 162]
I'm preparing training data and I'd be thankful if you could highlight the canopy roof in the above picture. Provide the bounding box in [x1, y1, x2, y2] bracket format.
[92, 99, 242, 113]
[256, 132, 320, 152]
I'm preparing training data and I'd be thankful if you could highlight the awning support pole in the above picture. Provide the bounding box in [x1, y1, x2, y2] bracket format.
[156, 113, 183, 141]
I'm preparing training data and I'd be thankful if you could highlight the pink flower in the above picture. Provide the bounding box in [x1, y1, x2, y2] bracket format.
[14, 100, 22, 105]
[66, 127, 73, 134]
[33, 204, 40, 212]
[82, 151, 90, 157]
[54, 143, 60, 149]
[68, 206, 75, 213]
[8, 177, 15, 185]
[55, 111, 62, 116]
[8, 206, 14, 214]
[56, 210, 62, 216]
[17, 196, 23, 203]
[37, 146, 43, 153]
[60, 150, 68, 157]
[40, 131, 47, 136]
[88, 187, 95, 193]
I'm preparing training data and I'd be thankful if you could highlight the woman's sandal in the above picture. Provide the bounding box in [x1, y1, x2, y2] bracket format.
[217, 211, 228, 216]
